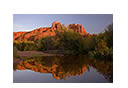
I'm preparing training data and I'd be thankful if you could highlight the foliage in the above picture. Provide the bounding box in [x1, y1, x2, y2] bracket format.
[58, 31, 87, 54]
[37, 36, 57, 51]
[13, 41, 38, 51]
[13, 46, 18, 57]
[88, 24, 113, 59]
[16, 55, 21, 58]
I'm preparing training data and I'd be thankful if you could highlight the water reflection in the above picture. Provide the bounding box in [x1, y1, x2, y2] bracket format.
[13, 55, 113, 83]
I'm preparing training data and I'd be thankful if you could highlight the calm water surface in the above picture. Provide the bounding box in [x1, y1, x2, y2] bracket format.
[13, 55, 113, 83]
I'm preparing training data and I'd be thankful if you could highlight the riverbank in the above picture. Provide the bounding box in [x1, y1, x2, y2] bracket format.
[16, 50, 64, 58]
[13, 50, 63, 64]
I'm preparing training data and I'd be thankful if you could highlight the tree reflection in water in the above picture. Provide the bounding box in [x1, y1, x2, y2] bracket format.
[13, 55, 113, 82]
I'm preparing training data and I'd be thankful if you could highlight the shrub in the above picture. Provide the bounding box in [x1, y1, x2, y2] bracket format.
[56, 30, 87, 54]
[13, 41, 38, 51]
[38, 36, 56, 51]
[13, 46, 18, 57]
[88, 24, 113, 59]
[16, 56, 20, 58]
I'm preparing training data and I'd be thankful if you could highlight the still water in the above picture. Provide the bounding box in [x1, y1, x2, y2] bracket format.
[13, 55, 113, 83]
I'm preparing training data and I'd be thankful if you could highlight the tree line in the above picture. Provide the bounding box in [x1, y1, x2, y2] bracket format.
[13, 24, 113, 59]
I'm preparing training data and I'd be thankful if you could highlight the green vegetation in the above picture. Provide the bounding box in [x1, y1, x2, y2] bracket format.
[55, 30, 87, 54]
[13, 24, 113, 59]
[13, 46, 18, 57]
[37, 24, 113, 58]
[88, 24, 113, 58]
[13, 41, 38, 51]
[16, 55, 21, 58]
[37, 36, 57, 51]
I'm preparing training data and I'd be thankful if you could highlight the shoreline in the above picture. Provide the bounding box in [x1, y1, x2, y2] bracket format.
[17, 50, 64, 58]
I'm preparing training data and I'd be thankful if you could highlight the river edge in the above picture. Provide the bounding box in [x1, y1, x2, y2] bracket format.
[13, 50, 64, 63]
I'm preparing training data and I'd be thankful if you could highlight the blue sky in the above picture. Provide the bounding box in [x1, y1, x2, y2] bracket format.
[13, 14, 113, 34]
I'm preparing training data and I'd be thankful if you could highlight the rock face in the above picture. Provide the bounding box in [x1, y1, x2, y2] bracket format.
[68, 24, 87, 35]
[13, 21, 88, 41]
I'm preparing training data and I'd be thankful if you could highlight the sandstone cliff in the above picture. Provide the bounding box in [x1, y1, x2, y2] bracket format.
[13, 21, 88, 41]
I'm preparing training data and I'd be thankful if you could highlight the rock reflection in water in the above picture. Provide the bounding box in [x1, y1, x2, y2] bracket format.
[13, 55, 113, 82]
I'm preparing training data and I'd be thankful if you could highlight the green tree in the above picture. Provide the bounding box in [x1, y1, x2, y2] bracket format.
[104, 24, 113, 48]
[38, 36, 56, 51]
[56, 30, 87, 54]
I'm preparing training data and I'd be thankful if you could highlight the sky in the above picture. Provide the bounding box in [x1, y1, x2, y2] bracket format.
[13, 14, 113, 34]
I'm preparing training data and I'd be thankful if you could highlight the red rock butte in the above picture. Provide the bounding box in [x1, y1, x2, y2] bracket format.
[13, 21, 89, 41]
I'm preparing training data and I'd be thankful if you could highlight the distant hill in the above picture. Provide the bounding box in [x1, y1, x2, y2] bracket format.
[13, 21, 90, 41]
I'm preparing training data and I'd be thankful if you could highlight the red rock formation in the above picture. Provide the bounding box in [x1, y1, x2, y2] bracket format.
[68, 24, 87, 35]
[13, 21, 88, 41]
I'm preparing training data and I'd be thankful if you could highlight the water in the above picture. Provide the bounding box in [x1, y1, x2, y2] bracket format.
[13, 55, 113, 83]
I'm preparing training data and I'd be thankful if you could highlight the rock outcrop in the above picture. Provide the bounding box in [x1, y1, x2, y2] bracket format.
[68, 24, 87, 35]
[13, 21, 88, 41]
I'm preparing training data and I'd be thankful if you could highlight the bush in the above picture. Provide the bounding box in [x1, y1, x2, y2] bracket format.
[13, 46, 18, 57]
[16, 56, 20, 58]
[13, 41, 38, 51]
[38, 36, 56, 51]
[88, 51, 96, 57]
[88, 24, 113, 59]
[56, 30, 87, 54]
